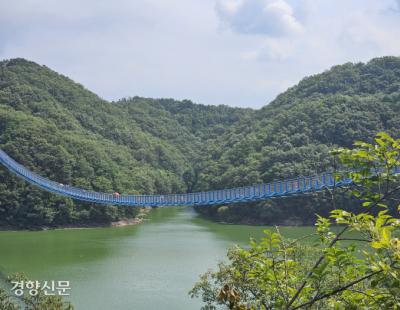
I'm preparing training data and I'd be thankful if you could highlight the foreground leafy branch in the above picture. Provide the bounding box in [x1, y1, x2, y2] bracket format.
[190, 132, 400, 309]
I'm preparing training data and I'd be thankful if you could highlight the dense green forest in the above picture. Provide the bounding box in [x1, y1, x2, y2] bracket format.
[0, 57, 399, 228]
[194, 57, 400, 224]
[0, 58, 250, 228]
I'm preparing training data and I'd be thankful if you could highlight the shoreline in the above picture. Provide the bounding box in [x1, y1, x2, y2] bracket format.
[0, 207, 152, 232]
[111, 207, 151, 227]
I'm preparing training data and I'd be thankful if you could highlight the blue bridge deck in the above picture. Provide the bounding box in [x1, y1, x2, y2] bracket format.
[0, 149, 354, 207]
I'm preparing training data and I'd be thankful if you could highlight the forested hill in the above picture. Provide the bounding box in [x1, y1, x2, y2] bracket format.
[194, 56, 400, 224]
[0, 56, 399, 228]
[0, 58, 250, 228]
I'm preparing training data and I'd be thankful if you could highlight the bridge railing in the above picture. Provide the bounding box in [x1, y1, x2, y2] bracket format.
[0, 148, 355, 207]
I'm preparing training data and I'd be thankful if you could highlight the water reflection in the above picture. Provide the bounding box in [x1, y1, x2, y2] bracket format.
[0, 207, 318, 310]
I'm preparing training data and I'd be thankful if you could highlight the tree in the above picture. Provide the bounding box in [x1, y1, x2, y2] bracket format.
[190, 132, 400, 309]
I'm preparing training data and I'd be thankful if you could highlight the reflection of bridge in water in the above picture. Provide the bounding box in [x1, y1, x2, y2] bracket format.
[0, 149, 354, 207]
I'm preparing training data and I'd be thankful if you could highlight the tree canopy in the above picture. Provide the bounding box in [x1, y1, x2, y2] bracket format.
[0, 57, 400, 227]
[190, 132, 400, 309]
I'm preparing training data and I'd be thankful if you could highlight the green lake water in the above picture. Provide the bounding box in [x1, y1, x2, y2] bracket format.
[0, 207, 316, 310]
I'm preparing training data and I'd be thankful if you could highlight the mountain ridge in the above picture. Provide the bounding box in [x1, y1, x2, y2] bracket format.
[1, 56, 399, 227]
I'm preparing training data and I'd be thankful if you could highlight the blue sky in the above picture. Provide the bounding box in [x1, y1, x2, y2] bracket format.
[1, 0, 400, 108]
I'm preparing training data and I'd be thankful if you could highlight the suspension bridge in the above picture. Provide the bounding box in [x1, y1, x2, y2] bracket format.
[0, 149, 354, 207]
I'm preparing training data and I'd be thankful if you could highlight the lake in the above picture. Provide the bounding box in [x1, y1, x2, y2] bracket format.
[0, 207, 316, 309]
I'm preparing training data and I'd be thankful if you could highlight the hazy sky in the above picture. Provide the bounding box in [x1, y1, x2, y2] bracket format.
[1, 0, 400, 108]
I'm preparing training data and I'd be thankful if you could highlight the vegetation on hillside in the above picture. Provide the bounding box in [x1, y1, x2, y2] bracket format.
[194, 56, 400, 224]
[191, 133, 400, 309]
[0, 57, 400, 228]
[0, 58, 249, 228]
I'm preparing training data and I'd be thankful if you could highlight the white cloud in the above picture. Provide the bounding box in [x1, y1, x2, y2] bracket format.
[241, 38, 296, 61]
[0, 0, 399, 108]
[215, 0, 303, 37]
[223, 0, 400, 66]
